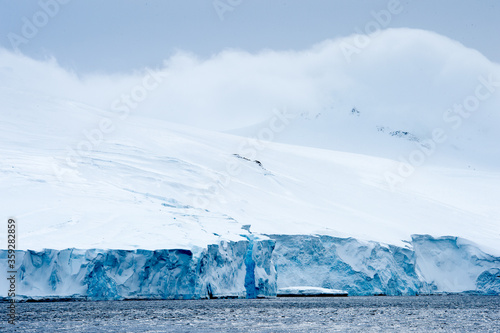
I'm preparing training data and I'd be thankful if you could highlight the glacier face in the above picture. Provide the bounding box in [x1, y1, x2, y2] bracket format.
[272, 235, 420, 296]
[0, 238, 277, 300]
[412, 235, 500, 294]
[197, 237, 276, 299]
[2, 234, 499, 300]
[271, 234, 500, 296]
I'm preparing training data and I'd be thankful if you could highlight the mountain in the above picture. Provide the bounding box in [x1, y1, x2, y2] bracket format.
[0, 29, 499, 298]
[1, 87, 499, 253]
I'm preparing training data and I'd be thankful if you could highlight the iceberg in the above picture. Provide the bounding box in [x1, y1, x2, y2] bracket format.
[277, 286, 348, 297]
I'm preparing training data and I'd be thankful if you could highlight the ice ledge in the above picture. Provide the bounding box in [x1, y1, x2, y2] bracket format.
[278, 286, 348, 297]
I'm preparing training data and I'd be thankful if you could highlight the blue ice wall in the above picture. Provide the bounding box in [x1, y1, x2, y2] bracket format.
[1, 234, 498, 299]
[0, 239, 277, 300]
[271, 234, 500, 296]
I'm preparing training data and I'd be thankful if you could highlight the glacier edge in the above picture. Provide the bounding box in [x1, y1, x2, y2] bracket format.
[1, 234, 499, 300]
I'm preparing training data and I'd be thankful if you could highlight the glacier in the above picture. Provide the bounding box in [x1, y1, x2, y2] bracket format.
[1, 234, 499, 300]
[0, 237, 277, 300]
[272, 234, 500, 296]
[1, 32, 500, 301]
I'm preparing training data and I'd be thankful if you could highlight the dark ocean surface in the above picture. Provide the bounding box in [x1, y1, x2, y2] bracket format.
[2, 295, 499, 332]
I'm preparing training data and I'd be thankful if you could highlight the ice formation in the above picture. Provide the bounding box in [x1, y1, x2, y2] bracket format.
[1, 234, 499, 300]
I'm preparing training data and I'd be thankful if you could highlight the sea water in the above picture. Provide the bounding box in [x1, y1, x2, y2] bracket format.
[2, 295, 499, 332]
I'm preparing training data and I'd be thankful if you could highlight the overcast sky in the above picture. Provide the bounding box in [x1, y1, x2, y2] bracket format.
[1, 0, 499, 74]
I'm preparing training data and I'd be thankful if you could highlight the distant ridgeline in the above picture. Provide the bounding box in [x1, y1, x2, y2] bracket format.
[1, 234, 499, 300]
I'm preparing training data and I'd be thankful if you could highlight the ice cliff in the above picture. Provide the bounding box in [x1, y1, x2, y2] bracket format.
[271, 234, 500, 296]
[0, 238, 277, 300]
[1, 234, 499, 300]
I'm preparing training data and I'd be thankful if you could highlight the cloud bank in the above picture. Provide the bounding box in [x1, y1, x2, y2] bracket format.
[1, 28, 499, 136]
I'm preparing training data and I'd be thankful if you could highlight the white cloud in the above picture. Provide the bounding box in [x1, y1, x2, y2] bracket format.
[1, 28, 499, 135]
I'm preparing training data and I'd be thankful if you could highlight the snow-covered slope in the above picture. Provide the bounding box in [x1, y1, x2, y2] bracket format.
[1, 87, 499, 254]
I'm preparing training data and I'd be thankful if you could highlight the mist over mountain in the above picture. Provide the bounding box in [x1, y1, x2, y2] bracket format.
[2, 29, 499, 169]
